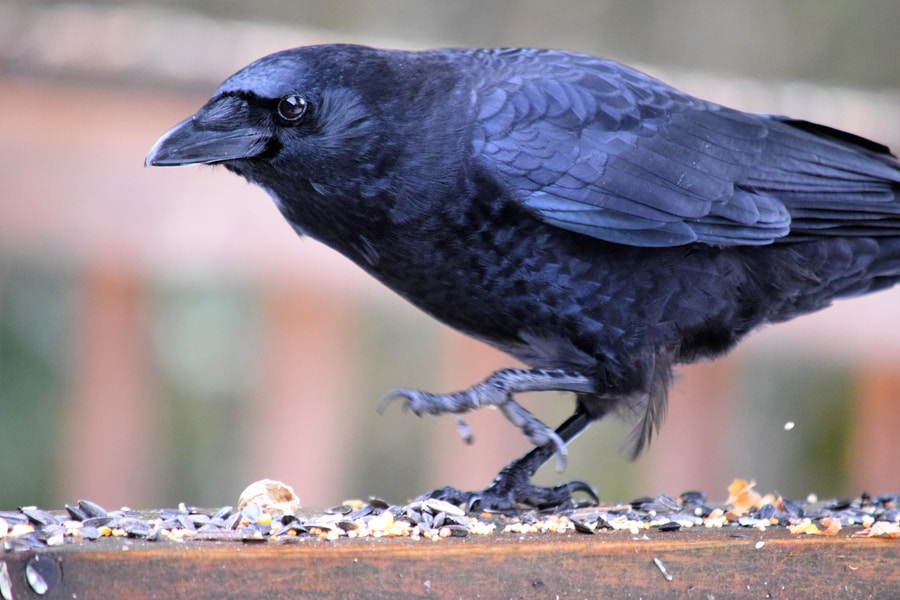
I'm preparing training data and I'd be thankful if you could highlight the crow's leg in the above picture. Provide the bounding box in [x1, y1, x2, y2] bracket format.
[422, 405, 601, 513]
[380, 368, 594, 469]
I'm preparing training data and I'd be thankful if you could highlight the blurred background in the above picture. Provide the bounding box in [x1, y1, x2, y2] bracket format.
[1, 0, 898, 511]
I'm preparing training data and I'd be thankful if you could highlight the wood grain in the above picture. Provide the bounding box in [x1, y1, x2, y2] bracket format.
[2, 526, 897, 599]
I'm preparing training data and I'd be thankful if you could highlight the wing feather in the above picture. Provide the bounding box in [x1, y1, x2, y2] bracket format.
[471, 50, 900, 247]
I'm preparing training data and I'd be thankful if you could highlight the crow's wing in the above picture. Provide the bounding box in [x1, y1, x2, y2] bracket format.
[470, 50, 900, 247]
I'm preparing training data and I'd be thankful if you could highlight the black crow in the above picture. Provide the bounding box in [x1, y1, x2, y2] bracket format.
[147, 45, 900, 511]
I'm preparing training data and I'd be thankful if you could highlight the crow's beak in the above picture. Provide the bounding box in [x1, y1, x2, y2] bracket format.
[145, 108, 270, 167]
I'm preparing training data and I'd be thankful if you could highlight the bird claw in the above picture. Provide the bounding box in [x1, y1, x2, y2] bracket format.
[379, 391, 475, 445]
[419, 479, 598, 514]
[378, 369, 595, 467]
[455, 416, 474, 445]
[377, 388, 414, 415]
[380, 387, 567, 468]
[561, 480, 600, 506]
[378, 387, 480, 417]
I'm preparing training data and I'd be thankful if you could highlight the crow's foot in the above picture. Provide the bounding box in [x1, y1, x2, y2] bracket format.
[419, 429, 599, 515]
[380, 368, 594, 470]
[420, 479, 597, 515]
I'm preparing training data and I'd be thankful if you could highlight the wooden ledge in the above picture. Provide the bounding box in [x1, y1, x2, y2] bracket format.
[2, 526, 897, 599]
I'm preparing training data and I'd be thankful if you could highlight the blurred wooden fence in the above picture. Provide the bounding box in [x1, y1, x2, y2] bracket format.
[1, 5, 898, 510]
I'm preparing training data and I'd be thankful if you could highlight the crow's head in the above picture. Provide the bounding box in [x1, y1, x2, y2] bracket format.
[147, 46, 393, 190]
[146, 44, 468, 246]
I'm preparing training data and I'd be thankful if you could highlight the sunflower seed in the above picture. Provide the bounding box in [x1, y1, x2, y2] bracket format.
[26, 555, 60, 595]
[81, 516, 111, 528]
[325, 504, 354, 515]
[120, 518, 151, 538]
[20, 508, 58, 527]
[212, 506, 233, 520]
[77, 499, 108, 519]
[65, 504, 89, 521]
[176, 515, 196, 531]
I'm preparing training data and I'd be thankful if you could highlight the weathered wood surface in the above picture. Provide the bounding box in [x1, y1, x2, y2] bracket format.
[2, 526, 897, 599]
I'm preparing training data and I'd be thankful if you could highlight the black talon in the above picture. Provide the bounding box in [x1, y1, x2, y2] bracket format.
[416, 486, 472, 506]
[419, 405, 603, 514]
[560, 480, 600, 506]
[376, 390, 406, 415]
[424, 478, 598, 515]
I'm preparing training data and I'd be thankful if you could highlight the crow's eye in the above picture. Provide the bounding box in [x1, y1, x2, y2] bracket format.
[277, 95, 308, 122]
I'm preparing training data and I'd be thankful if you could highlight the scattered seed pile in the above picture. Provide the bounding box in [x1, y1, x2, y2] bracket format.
[2, 480, 898, 552]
